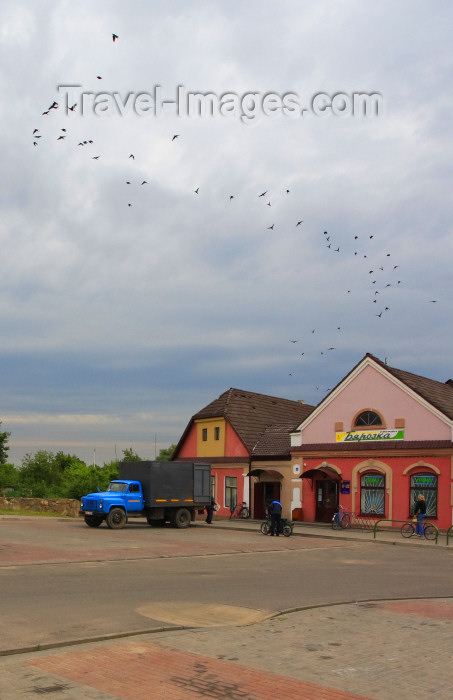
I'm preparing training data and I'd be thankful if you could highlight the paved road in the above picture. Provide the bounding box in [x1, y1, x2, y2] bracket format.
[1, 516, 453, 699]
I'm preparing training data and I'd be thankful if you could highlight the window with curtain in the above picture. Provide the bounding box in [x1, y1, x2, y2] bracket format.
[360, 472, 385, 515]
[410, 473, 437, 517]
[225, 476, 237, 509]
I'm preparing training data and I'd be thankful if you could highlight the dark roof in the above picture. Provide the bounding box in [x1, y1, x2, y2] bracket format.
[180, 388, 315, 455]
[370, 355, 453, 420]
[252, 421, 300, 457]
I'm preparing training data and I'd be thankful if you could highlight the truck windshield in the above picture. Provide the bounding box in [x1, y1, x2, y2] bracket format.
[107, 482, 128, 493]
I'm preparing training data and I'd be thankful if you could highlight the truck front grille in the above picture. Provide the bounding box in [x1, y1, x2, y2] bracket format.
[84, 499, 98, 510]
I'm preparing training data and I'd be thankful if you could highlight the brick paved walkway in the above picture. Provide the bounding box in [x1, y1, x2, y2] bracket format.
[28, 641, 369, 700]
[0, 598, 446, 699]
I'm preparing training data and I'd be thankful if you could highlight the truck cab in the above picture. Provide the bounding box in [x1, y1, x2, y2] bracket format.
[80, 480, 144, 528]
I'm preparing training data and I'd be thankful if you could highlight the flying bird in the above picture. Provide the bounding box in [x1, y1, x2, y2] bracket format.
[68, 103, 77, 111]
[141, 181, 148, 185]
[194, 188, 199, 194]
[230, 195, 234, 201]
[112, 33, 118, 42]
[97, 76, 102, 80]
[259, 191, 267, 197]
[267, 224, 274, 230]
[129, 154, 134, 159]
[296, 221, 303, 226]
[172, 134, 179, 141]
[289, 340, 298, 343]
[92, 156, 100, 159]
[33, 129, 39, 134]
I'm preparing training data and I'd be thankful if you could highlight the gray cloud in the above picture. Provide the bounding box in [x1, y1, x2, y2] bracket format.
[1, 0, 452, 465]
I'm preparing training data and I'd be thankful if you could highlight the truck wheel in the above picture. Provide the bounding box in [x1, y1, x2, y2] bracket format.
[106, 508, 127, 529]
[172, 508, 191, 529]
[84, 514, 104, 528]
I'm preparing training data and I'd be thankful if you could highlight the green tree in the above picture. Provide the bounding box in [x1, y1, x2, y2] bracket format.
[18, 451, 90, 498]
[121, 447, 142, 462]
[0, 463, 20, 493]
[157, 444, 177, 461]
[58, 457, 97, 500]
[0, 422, 11, 464]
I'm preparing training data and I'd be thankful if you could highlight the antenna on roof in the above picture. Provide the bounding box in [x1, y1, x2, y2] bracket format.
[384, 357, 388, 365]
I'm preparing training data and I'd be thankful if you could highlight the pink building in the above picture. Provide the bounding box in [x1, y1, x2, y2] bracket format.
[291, 354, 453, 530]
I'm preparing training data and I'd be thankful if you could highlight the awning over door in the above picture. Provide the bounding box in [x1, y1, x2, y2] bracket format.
[247, 469, 283, 480]
[300, 466, 341, 481]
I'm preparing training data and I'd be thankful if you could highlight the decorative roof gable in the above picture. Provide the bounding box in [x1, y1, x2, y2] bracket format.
[294, 353, 453, 436]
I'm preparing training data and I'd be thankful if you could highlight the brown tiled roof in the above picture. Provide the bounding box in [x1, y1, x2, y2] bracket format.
[252, 421, 300, 457]
[369, 354, 453, 420]
[192, 388, 315, 453]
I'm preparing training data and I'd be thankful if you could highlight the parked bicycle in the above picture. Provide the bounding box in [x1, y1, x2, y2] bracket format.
[332, 505, 351, 530]
[260, 518, 293, 537]
[401, 520, 437, 540]
[229, 501, 250, 519]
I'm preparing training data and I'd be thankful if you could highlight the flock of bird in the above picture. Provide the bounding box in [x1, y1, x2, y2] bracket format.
[31, 32, 439, 395]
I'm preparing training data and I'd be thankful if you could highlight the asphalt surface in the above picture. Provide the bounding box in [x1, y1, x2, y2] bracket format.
[1, 515, 453, 699]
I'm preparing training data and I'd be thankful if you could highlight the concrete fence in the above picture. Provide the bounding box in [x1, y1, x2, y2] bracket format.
[0, 496, 80, 517]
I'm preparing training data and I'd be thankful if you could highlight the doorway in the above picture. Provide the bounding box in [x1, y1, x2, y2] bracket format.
[254, 481, 280, 519]
[315, 480, 338, 522]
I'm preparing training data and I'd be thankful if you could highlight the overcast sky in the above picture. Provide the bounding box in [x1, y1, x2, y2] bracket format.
[1, 0, 452, 466]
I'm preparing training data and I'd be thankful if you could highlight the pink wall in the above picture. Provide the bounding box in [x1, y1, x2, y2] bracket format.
[301, 363, 451, 444]
[176, 424, 197, 458]
[225, 423, 249, 457]
[300, 455, 451, 529]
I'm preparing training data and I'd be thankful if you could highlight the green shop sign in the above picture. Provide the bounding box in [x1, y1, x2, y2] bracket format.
[336, 429, 404, 443]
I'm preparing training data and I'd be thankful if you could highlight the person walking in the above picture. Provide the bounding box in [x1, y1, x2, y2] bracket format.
[413, 494, 427, 537]
[205, 496, 216, 524]
[269, 499, 282, 536]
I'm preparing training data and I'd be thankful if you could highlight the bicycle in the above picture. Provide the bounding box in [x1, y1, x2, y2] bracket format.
[332, 505, 352, 530]
[260, 518, 293, 537]
[401, 519, 437, 540]
[229, 501, 250, 519]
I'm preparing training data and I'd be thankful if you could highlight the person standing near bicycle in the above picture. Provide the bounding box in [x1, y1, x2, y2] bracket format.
[269, 499, 282, 536]
[413, 494, 427, 537]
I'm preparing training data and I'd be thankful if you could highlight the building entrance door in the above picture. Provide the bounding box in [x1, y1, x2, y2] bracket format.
[253, 481, 280, 519]
[315, 480, 338, 522]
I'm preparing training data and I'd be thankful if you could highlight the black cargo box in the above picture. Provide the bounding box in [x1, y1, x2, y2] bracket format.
[118, 461, 211, 507]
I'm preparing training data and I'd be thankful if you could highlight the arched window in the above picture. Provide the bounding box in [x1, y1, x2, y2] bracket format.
[354, 411, 383, 428]
[360, 472, 385, 515]
[410, 473, 437, 518]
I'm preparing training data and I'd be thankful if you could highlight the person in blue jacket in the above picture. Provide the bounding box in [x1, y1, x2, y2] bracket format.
[269, 499, 282, 536]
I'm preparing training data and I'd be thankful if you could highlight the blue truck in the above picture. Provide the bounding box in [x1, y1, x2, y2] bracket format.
[80, 461, 211, 529]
